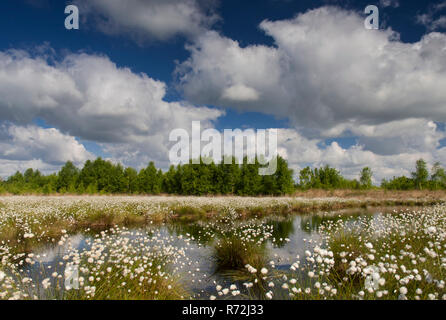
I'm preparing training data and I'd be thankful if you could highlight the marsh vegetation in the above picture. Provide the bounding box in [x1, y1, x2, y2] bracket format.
[0, 196, 445, 300]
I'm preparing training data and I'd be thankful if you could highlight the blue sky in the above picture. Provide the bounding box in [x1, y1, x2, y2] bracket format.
[0, 0, 446, 182]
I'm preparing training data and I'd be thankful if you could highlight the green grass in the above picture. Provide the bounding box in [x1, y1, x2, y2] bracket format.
[213, 235, 267, 272]
[63, 258, 185, 300]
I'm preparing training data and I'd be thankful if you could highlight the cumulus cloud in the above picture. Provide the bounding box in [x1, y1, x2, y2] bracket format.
[74, 0, 220, 42]
[100, 132, 177, 170]
[176, 6, 446, 133]
[0, 48, 223, 173]
[0, 124, 95, 178]
[221, 84, 260, 102]
[417, 15, 446, 31]
[176, 30, 282, 112]
[322, 119, 446, 155]
[0, 159, 60, 178]
[0, 124, 94, 165]
[417, 1, 446, 31]
[277, 127, 446, 184]
[0, 48, 222, 140]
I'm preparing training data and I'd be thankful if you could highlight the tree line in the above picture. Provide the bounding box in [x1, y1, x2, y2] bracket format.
[0, 157, 294, 196]
[381, 159, 446, 190]
[0, 157, 445, 195]
[297, 159, 446, 191]
[297, 166, 373, 190]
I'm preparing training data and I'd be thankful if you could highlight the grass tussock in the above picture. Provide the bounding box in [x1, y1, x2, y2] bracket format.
[64, 258, 185, 300]
[213, 235, 267, 272]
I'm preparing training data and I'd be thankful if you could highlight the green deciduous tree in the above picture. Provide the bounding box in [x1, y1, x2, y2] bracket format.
[430, 162, 446, 190]
[359, 167, 373, 189]
[412, 159, 429, 190]
[57, 161, 79, 192]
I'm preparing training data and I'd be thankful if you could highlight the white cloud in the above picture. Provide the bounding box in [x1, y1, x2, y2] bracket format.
[0, 159, 59, 178]
[0, 48, 222, 141]
[74, 0, 219, 42]
[416, 1, 446, 31]
[0, 124, 95, 178]
[221, 84, 260, 102]
[322, 119, 446, 155]
[100, 133, 176, 170]
[276, 128, 446, 184]
[379, 0, 399, 8]
[176, 30, 282, 112]
[177, 6, 446, 133]
[418, 15, 446, 31]
[0, 124, 94, 165]
[0, 47, 223, 174]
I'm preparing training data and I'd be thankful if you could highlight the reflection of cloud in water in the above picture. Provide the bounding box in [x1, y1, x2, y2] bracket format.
[268, 216, 323, 267]
[37, 234, 85, 263]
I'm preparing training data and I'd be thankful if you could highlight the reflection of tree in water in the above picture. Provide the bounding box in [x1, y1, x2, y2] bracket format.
[165, 219, 270, 246]
[266, 219, 295, 248]
[163, 211, 376, 247]
[165, 222, 214, 246]
[166, 217, 296, 248]
[300, 212, 374, 234]
[301, 215, 324, 234]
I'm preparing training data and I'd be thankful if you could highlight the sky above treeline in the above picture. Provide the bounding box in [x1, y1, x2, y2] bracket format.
[0, 0, 446, 183]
